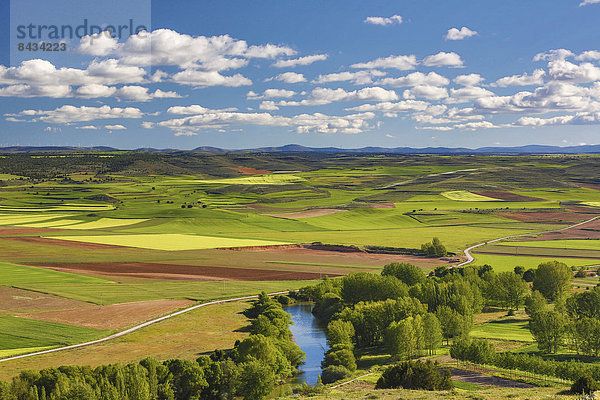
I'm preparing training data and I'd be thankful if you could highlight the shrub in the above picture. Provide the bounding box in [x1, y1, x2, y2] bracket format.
[375, 360, 453, 390]
[571, 374, 599, 395]
[321, 366, 351, 384]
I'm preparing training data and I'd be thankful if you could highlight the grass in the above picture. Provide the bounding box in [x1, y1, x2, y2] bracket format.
[193, 174, 305, 185]
[0, 262, 113, 286]
[0, 300, 251, 379]
[47, 233, 292, 251]
[47, 218, 148, 230]
[471, 318, 534, 342]
[0, 316, 110, 351]
[441, 191, 500, 202]
[472, 253, 600, 272]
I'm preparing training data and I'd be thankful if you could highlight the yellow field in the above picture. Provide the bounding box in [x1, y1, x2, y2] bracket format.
[0, 204, 114, 212]
[48, 233, 292, 251]
[0, 214, 72, 226]
[582, 201, 600, 207]
[193, 174, 305, 185]
[57, 218, 148, 230]
[441, 191, 500, 202]
[0, 346, 53, 358]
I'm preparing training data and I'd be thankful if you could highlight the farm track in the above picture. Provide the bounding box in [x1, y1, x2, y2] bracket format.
[457, 216, 600, 267]
[0, 291, 288, 363]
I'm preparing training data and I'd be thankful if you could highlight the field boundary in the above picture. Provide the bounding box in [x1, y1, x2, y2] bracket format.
[0, 291, 288, 363]
[456, 216, 600, 267]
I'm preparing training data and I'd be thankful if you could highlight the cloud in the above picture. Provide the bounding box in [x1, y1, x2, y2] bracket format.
[158, 110, 376, 135]
[378, 71, 449, 87]
[271, 72, 307, 83]
[105, 124, 127, 130]
[259, 101, 279, 111]
[576, 50, 600, 61]
[346, 100, 430, 113]
[547, 59, 600, 83]
[580, 0, 600, 6]
[494, 69, 545, 87]
[447, 86, 495, 104]
[12, 105, 143, 124]
[76, 32, 120, 56]
[171, 69, 252, 87]
[115, 86, 182, 101]
[403, 85, 449, 100]
[453, 74, 484, 86]
[445, 27, 478, 40]
[247, 89, 296, 99]
[313, 70, 386, 85]
[141, 122, 155, 129]
[112, 29, 296, 69]
[533, 49, 574, 62]
[351, 55, 418, 70]
[364, 15, 403, 26]
[76, 125, 99, 130]
[277, 87, 398, 106]
[166, 105, 238, 115]
[273, 54, 328, 68]
[422, 52, 464, 67]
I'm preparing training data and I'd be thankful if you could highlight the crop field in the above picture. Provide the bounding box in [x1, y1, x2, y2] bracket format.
[0, 152, 599, 372]
[471, 318, 534, 342]
[48, 233, 292, 251]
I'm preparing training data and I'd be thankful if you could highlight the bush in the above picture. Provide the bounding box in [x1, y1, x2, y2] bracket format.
[321, 366, 352, 384]
[375, 361, 453, 390]
[571, 374, 599, 395]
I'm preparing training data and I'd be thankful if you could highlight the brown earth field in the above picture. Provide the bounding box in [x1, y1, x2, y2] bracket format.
[263, 208, 346, 219]
[0, 287, 90, 315]
[515, 218, 600, 241]
[21, 299, 194, 330]
[473, 191, 545, 202]
[496, 211, 590, 223]
[450, 368, 534, 388]
[26, 261, 342, 281]
[573, 182, 600, 191]
[0, 227, 60, 236]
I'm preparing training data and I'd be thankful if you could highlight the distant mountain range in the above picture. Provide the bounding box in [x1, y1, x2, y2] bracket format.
[1, 144, 600, 154]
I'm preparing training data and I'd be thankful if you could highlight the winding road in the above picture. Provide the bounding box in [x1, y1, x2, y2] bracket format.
[455, 215, 600, 267]
[0, 291, 288, 363]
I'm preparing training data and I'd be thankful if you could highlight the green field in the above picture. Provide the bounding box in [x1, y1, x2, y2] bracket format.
[499, 239, 600, 250]
[472, 253, 600, 272]
[0, 316, 110, 352]
[471, 318, 534, 342]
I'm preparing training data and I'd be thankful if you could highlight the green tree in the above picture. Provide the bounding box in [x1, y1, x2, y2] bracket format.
[436, 306, 470, 344]
[381, 263, 426, 286]
[532, 261, 572, 301]
[529, 311, 565, 353]
[490, 272, 529, 310]
[326, 320, 354, 346]
[385, 318, 417, 360]
[238, 360, 276, 400]
[422, 313, 443, 355]
[524, 290, 547, 317]
[421, 237, 447, 257]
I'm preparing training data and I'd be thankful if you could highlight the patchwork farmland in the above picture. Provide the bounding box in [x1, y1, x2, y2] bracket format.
[0, 151, 599, 396]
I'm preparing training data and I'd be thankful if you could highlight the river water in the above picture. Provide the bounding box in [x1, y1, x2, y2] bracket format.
[286, 303, 328, 385]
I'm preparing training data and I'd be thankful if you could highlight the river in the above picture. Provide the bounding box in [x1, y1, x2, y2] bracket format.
[286, 303, 328, 385]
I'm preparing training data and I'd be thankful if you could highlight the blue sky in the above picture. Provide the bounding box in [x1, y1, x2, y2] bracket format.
[1, 0, 600, 149]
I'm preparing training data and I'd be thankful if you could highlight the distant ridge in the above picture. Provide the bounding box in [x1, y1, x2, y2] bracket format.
[0, 144, 599, 154]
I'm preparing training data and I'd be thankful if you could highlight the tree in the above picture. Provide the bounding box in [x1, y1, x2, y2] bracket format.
[385, 318, 417, 360]
[572, 318, 600, 356]
[566, 286, 600, 320]
[327, 320, 354, 346]
[436, 306, 470, 344]
[572, 374, 599, 395]
[238, 360, 276, 400]
[532, 261, 572, 301]
[340, 273, 408, 305]
[422, 313, 443, 355]
[382, 263, 425, 286]
[529, 311, 565, 353]
[489, 272, 529, 310]
[421, 237, 447, 257]
[524, 291, 547, 317]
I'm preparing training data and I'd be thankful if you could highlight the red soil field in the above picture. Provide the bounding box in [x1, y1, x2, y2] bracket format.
[472, 191, 544, 201]
[21, 299, 194, 330]
[0, 227, 59, 236]
[27, 261, 341, 281]
[0, 287, 89, 314]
